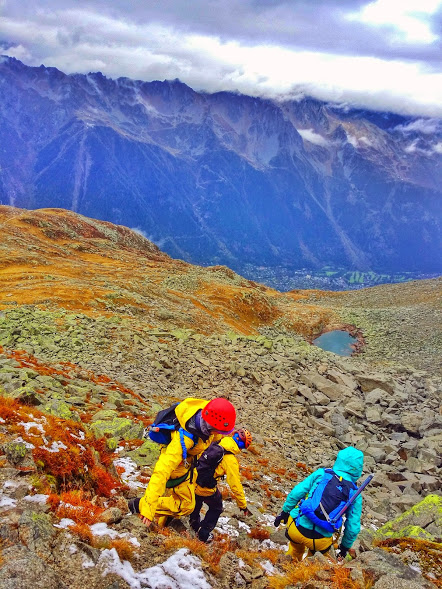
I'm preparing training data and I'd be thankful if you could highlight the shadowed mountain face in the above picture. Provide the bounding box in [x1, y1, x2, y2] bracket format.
[0, 56, 441, 274]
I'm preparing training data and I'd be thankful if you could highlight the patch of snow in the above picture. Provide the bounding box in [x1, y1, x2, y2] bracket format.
[262, 475, 272, 482]
[54, 518, 76, 529]
[234, 572, 245, 585]
[0, 417, 5, 423]
[45, 440, 68, 453]
[215, 516, 239, 538]
[259, 538, 286, 551]
[114, 456, 144, 489]
[91, 522, 121, 539]
[0, 495, 17, 508]
[257, 512, 275, 527]
[3, 480, 21, 490]
[24, 494, 48, 504]
[100, 547, 211, 589]
[18, 421, 45, 434]
[90, 522, 140, 547]
[82, 557, 95, 569]
[69, 544, 78, 554]
[238, 520, 251, 533]
[260, 559, 276, 575]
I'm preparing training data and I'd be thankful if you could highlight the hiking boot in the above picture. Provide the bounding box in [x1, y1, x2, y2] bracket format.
[128, 498, 141, 514]
[198, 531, 214, 543]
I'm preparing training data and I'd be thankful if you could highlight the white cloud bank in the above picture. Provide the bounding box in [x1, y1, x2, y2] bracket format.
[297, 129, 329, 147]
[1, 1, 442, 117]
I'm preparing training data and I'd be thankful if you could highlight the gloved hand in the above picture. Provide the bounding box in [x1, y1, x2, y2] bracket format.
[273, 511, 289, 527]
[241, 507, 251, 516]
[338, 545, 348, 559]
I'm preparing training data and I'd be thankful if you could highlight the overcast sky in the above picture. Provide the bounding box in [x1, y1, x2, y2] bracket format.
[1, 0, 442, 116]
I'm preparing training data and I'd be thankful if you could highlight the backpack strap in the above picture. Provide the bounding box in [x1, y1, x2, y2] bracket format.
[179, 428, 197, 467]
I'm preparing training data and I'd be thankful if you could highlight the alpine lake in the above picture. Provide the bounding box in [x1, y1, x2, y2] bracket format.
[312, 330, 358, 356]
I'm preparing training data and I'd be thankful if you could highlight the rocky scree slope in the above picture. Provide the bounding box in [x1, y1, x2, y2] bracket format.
[0, 207, 440, 588]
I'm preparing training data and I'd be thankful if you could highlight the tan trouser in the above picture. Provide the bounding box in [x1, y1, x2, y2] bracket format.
[286, 516, 333, 561]
[154, 479, 196, 521]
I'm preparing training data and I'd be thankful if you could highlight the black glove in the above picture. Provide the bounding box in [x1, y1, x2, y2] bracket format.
[273, 511, 289, 527]
[241, 507, 251, 516]
[338, 545, 348, 558]
[128, 497, 141, 514]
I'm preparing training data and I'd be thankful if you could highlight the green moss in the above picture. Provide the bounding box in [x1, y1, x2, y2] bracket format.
[374, 495, 442, 542]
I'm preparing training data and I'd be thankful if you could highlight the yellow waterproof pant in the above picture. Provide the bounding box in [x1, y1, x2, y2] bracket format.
[286, 516, 333, 561]
[154, 479, 196, 522]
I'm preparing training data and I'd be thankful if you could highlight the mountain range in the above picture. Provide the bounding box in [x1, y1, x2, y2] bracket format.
[0, 56, 441, 281]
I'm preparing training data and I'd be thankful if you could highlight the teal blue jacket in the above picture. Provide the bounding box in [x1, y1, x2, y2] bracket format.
[282, 447, 364, 549]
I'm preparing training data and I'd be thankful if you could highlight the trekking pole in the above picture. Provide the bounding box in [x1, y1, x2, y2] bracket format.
[331, 474, 374, 525]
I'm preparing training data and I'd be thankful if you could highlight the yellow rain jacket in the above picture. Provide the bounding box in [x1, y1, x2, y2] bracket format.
[195, 436, 247, 510]
[139, 398, 215, 521]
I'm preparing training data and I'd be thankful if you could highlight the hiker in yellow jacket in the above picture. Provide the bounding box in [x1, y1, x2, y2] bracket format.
[190, 428, 252, 542]
[128, 397, 236, 527]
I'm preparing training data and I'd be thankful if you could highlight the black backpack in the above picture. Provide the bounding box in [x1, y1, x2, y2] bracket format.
[196, 441, 232, 488]
[147, 402, 197, 463]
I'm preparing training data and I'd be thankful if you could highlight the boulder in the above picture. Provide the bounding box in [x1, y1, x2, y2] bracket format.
[90, 417, 144, 440]
[43, 399, 78, 421]
[127, 439, 161, 467]
[18, 510, 56, 554]
[300, 372, 351, 401]
[373, 575, 436, 588]
[371, 495, 442, 542]
[365, 388, 385, 404]
[353, 549, 434, 586]
[400, 413, 423, 435]
[2, 441, 34, 467]
[355, 373, 396, 395]
[0, 544, 67, 589]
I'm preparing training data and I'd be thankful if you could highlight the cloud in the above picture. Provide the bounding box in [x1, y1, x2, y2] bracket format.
[395, 118, 442, 134]
[404, 138, 442, 156]
[346, 0, 442, 44]
[297, 129, 329, 146]
[1, 0, 442, 116]
[346, 134, 374, 148]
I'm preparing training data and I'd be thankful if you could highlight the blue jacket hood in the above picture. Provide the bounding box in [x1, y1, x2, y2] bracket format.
[333, 447, 364, 481]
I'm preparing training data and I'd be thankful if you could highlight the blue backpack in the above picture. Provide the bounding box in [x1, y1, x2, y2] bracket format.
[147, 402, 197, 464]
[297, 468, 357, 533]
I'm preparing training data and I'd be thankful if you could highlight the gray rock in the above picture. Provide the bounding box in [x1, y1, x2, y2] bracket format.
[365, 406, 383, 424]
[355, 373, 396, 394]
[365, 388, 385, 404]
[300, 372, 351, 401]
[373, 575, 436, 588]
[2, 441, 32, 466]
[0, 544, 67, 589]
[355, 549, 433, 585]
[18, 510, 56, 554]
[401, 413, 423, 435]
[307, 416, 335, 436]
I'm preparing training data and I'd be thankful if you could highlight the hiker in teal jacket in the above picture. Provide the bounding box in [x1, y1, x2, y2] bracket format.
[274, 447, 364, 560]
